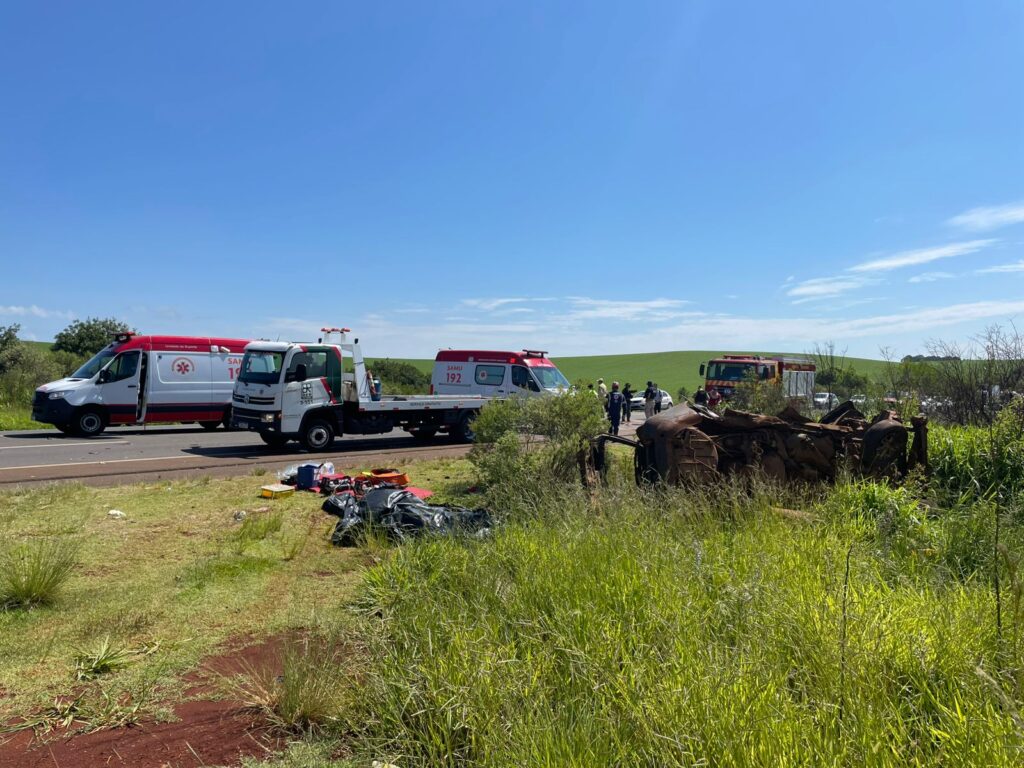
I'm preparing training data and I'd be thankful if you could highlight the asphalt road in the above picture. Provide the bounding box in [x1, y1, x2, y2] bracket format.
[0, 407, 649, 488]
[0, 425, 476, 487]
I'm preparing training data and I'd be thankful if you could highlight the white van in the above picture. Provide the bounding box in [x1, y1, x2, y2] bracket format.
[32, 333, 250, 436]
[431, 349, 570, 397]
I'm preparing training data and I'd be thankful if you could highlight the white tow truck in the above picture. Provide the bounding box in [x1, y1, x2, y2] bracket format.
[230, 329, 488, 450]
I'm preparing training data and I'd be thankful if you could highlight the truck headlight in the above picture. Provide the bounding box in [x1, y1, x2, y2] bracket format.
[48, 391, 70, 400]
[261, 412, 277, 423]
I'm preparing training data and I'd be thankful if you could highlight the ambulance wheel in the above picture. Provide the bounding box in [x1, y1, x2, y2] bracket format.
[410, 427, 437, 441]
[300, 419, 335, 451]
[260, 433, 290, 448]
[450, 413, 476, 443]
[199, 421, 221, 431]
[74, 408, 106, 437]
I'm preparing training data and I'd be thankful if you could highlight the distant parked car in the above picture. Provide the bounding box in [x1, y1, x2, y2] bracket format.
[813, 392, 839, 410]
[630, 390, 674, 412]
[851, 394, 867, 406]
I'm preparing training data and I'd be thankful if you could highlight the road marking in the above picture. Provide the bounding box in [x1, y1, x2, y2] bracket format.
[0, 440, 132, 450]
[0, 443, 468, 474]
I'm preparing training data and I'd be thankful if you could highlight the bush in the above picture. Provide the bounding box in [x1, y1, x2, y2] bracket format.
[0, 537, 79, 609]
[53, 317, 130, 358]
[371, 359, 431, 395]
[469, 390, 606, 508]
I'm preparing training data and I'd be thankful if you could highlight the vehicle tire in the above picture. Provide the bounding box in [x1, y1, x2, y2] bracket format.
[260, 432, 290, 448]
[409, 427, 437, 441]
[450, 412, 476, 443]
[74, 408, 106, 437]
[221, 406, 233, 430]
[199, 421, 221, 431]
[300, 418, 335, 451]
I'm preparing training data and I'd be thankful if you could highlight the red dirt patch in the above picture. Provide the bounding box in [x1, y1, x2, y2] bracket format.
[1, 700, 277, 768]
[0, 637, 287, 768]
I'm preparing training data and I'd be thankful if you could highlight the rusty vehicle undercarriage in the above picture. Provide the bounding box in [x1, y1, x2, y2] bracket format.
[587, 401, 928, 487]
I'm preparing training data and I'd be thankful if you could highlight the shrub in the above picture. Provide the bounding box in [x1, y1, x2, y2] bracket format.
[0, 537, 79, 609]
[469, 389, 606, 508]
[371, 359, 431, 395]
[52, 317, 130, 357]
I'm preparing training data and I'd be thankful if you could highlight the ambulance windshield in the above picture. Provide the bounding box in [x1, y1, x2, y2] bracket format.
[533, 365, 570, 390]
[71, 345, 118, 379]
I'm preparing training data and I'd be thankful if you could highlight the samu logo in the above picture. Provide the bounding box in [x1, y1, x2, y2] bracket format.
[171, 357, 195, 376]
[300, 381, 314, 404]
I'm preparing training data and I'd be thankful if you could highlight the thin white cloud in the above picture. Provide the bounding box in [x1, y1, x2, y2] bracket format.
[976, 260, 1024, 274]
[908, 271, 955, 283]
[948, 201, 1024, 232]
[564, 297, 691, 321]
[0, 304, 75, 320]
[460, 297, 557, 312]
[849, 239, 996, 273]
[786, 276, 873, 301]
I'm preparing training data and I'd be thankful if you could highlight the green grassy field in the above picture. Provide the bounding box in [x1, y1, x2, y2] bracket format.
[372, 350, 889, 397]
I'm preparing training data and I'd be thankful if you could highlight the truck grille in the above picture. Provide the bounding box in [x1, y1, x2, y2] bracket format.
[233, 393, 274, 405]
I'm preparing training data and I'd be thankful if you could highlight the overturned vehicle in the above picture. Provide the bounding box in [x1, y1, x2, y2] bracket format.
[588, 402, 928, 487]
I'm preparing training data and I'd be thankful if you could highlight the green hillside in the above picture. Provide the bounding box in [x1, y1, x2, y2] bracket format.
[370, 351, 889, 397]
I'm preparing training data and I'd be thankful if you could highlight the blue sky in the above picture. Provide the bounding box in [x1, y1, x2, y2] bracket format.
[1, 1, 1022, 358]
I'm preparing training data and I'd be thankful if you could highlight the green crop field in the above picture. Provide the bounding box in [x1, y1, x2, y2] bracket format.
[371, 350, 890, 397]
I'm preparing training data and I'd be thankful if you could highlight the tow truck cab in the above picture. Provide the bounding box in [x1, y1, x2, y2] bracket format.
[431, 349, 570, 397]
[32, 333, 249, 436]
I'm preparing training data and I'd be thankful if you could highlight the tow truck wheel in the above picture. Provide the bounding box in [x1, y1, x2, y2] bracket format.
[300, 419, 335, 451]
[260, 432, 289, 448]
[74, 408, 106, 437]
[450, 412, 476, 443]
[410, 427, 437, 441]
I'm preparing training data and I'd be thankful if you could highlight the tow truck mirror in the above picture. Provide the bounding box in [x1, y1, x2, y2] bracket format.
[699, 364, 705, 376]
[287, 364, 307, 383]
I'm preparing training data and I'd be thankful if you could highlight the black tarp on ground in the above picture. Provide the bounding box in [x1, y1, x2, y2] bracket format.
[322, 486, 492, 546]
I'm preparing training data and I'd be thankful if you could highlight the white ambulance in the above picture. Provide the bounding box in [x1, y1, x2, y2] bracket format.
[32, 333, 250, 436]
[431, 349, 570, 397]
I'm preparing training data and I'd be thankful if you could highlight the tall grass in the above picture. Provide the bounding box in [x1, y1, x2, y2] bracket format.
[930, 405, 1024, 503]
[0, 537, 79, 609]
[345, 481, 1024, 767]
[222, 633, 354, 735]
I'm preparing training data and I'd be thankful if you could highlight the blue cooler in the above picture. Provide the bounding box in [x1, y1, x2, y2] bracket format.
[296, 463, 320, 489]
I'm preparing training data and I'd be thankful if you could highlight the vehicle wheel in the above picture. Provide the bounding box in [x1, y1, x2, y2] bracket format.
[300, 418, 335, 451]
[74, 408, 106, 437]
[450, 412, 476, 443]
[199, 421, 221, 431]
[410, 427, 437, 441]
[260, 432, 290, 448]
[221, 406, 233, 430]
